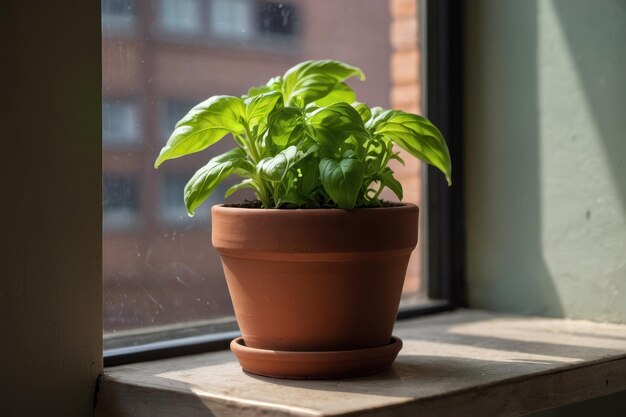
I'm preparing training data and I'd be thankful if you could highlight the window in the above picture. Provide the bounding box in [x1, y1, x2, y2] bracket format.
[102, 100, 140, 147]
[103, 0, 462, 364]
[102, 0, 137, 31]
[256, 1, 297, 37]
[160, 173, 211, 223]
[103, 175, 140, 230]
[158, 0, 203, 35]
[208, 0, 297, 43]
[209, 0, 253, 39]
[161, 100, 195, 143]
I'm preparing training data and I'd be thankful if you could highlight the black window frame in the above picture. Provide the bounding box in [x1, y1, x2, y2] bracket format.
[104, 0, 465, 367]
[426, 0, 466, 309]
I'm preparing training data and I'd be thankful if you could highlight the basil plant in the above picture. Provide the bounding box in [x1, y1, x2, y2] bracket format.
[155, 60, 451, 214]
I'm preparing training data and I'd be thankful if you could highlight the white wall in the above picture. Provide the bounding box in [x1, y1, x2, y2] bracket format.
[465, 0, 626, 323]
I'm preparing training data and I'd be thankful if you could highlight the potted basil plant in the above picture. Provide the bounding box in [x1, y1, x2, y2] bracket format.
[154, 60, 451, 379]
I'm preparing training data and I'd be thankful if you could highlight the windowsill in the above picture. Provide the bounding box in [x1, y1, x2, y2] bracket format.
[95, 310, 626, 417]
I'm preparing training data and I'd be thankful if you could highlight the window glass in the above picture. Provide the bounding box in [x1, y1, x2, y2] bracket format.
[103, 175, 140, 230]
[103, 100, 140, 146]
[209, 0, 252, 39]
[161, 173, 212, 223]
[256, 2, 297, 36]
[102, 0, 136, 30]
[161, 100, 195, 143]
[158, 0, 203, 35]
[103, 0, 427, 347]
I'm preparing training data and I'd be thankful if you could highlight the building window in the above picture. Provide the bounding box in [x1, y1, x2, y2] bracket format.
[103, 176, 140, 230]
[102, 100, 140, 147]
[256, 1, 297, 37]
[102, 0, 136, 31]
[158, 0, 203, 35]
[161, 173, 212, 223]
[208, 0, 297, 41]
[209, 0, 253, 39]
[161, 100, 195, 143]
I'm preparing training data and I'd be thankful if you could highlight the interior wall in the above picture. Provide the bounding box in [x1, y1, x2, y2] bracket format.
[465, 0, 625, 323]
[465, 1, 625, 415]
[0, 1, 103, 416]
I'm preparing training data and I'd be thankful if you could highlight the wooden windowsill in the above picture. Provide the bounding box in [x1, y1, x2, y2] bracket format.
[95, 310, 626, 417]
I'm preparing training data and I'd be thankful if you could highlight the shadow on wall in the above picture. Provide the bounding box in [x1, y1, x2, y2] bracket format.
[552, 0, 626, 207]
[465, 0, 563, 317]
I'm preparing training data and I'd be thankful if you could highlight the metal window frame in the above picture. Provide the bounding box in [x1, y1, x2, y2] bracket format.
[103, 0, 465, 367]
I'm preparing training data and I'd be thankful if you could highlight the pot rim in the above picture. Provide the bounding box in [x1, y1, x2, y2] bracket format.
[212, 202, 418, 215]
[211, 202, 419, 255]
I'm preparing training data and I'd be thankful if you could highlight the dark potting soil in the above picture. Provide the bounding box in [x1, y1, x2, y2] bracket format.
[223, 200, 404, 209]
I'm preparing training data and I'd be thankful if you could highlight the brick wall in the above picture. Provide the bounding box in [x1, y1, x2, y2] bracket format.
[388, 0, 425, 300]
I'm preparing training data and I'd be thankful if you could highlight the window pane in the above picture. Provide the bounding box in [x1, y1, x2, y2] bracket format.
[160, 172, 214, 223]
[256, 2, 297, 36]
[103, 175, 140, 230]
[160, 100, 195, 143]
[102, 100, 141, 146]
[158, 0, 203, 35]
[210, 0, 253, 39]
[103, 0, 427, 347]
[102, 0, 137, 30]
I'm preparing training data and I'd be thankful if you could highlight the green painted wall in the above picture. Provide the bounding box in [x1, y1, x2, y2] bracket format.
[465, 0, 626, 323]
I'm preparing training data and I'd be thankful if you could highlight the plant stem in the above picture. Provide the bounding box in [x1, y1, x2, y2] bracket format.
[236, 131, 273, 207]
[255, 177, 272, 208]
[244, 126, 262, 163]
[370, 180, 385, 202]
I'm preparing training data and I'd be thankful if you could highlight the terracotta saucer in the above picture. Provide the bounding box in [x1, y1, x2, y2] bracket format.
[230, 336, 403, 380]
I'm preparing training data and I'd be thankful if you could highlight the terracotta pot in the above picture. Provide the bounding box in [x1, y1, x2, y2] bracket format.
[211, 204, 418, 352]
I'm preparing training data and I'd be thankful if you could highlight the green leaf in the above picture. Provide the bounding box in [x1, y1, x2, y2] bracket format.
[275, 194, 308, 207]
[319, 158, 365, 210]
[245, 90, 282, 135]
[296, 157, 321, 197]
[225, 178, 257, 198]
[257, 145, 314, 182]
[247, 76, 283, 98]
[390, 150, 405, 165]
[155, 95, 245, 168]
[267, 107, 304, 147]
[153, 59, 453, 211]
[314, 82, 356, 107]
[378, 167, 403, 201]
[352, 102, 372, 124]
[363, 139, 387, 176]
[371, 110, 452, 185]
[305, 102, 368, 147]
[257, 146, 297, 182]
[366, 106, 385, 127]
[283, 60, 365, 106]
[184, 148, 250, 216]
